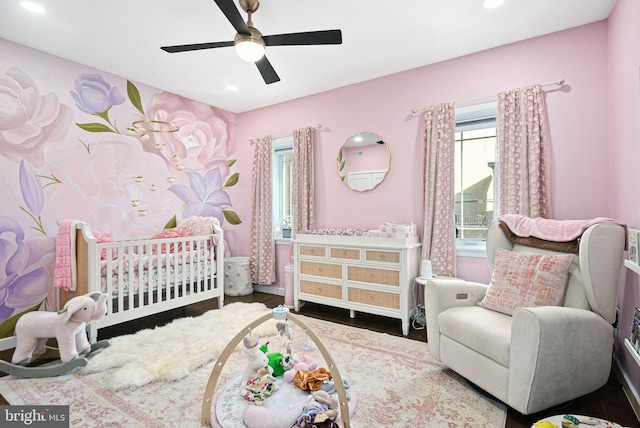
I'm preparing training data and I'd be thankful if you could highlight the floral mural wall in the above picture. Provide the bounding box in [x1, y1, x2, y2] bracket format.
[0, 40, 240, 339]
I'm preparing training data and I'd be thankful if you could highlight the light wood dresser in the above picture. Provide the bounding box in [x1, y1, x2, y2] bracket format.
[293, 233, 421, 335]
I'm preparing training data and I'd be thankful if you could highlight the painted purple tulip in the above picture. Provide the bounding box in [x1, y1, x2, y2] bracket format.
[19, 160, 44, 215]
[168, 169, 231, 224]
[70, 73, 125, 115]
[0, 217, 54, 324]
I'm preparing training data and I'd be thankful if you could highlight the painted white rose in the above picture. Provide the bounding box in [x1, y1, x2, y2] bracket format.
[0, 67, 73, 166]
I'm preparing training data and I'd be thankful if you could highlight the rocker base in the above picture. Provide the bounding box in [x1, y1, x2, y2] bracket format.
[0, 339, 110, 378]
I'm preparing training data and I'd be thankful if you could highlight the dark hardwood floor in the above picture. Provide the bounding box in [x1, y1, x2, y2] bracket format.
[1, 291, 638, 427]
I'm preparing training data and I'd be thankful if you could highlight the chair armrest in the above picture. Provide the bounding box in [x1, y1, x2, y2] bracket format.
[424, 277, 488, 315]
[424, 278, 488, 360]
[509, 306, 614, 414]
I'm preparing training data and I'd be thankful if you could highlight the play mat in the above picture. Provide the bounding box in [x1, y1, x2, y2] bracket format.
[201, 306, 356, 428]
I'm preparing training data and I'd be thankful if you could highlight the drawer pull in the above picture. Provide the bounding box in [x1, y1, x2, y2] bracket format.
[343, 250, 348, 257]
[380, 254, 385, 259]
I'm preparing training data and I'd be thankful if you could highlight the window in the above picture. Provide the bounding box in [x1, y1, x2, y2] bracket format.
[454, 102, 497, 253]
[273, 136, 294, 239]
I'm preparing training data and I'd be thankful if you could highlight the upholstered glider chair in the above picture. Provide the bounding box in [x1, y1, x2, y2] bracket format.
[424, 220, 625, 415]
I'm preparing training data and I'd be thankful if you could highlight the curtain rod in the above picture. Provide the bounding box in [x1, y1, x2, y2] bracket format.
[410, 78, 566, 114]
[248, 124, 323, 143]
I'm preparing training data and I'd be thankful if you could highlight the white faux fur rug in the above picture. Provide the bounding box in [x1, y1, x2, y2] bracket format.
[79, 302, 279, 390]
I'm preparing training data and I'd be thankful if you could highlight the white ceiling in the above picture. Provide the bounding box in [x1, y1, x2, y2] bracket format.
[0, 0, 616, 114]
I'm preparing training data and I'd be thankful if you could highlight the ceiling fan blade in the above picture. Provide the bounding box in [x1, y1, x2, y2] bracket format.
[263, 29, 342, 46]
[161, 41, 234, 53]
[214, 0, 251, 35]
[255, 56, 280, 84]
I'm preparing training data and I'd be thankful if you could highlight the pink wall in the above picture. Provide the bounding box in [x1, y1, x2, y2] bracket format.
[607, 0, 640, 402]
[230, 21, 609, 288]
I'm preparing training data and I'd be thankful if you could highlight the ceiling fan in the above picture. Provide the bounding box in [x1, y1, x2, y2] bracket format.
[160, 0, 343, 84]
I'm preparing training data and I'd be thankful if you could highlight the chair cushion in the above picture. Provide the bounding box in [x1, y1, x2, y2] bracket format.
[439, 306, 513, 366]
[478, 248, 574, 315]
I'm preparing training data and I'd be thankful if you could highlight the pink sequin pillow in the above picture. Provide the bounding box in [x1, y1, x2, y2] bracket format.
[478, 247, 575, 315]
[177, 216, 217, 237]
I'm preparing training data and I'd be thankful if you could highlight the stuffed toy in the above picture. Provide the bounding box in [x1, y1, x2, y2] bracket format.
[240, 335, 270, 385]
[283, 354, 318, 383]
[240, 335, 278, 405]
[259, 342, 286, 377]
[12, 292, 108, 364]
[294, 367, 332, 392]
[297, 390, 340, 427]
[320, 377, 351, 400]
[242, 365, 278, 406]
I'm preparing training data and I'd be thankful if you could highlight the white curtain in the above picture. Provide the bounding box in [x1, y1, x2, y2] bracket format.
[496, 84, 551, 218]
[250, 136, 276, 285]
[421, 102, 457, 277]
[292, 127, 315, 236]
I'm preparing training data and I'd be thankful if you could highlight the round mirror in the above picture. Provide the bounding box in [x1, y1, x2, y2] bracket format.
[337, 132, 391, 191]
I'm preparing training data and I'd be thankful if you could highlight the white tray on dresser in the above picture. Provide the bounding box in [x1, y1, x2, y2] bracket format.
[293, 234, 421, 335]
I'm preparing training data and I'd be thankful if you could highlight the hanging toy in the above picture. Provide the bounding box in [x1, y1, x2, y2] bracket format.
[297, 327, 318, 352]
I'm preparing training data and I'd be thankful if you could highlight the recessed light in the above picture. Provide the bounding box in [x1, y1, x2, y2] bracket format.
[20, 1, 46, 13]
[482, 0, 504, 8]
[225, 84, 239, 91]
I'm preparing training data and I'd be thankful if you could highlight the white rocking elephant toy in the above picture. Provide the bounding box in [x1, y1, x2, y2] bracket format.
[12, 292, 109, 365]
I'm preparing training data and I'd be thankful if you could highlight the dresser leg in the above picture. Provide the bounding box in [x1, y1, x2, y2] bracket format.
[402, 321, 409, 336]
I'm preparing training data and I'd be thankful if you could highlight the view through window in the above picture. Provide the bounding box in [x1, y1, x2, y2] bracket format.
[454, 103, 497, 243]
[273, 136, 293, 238]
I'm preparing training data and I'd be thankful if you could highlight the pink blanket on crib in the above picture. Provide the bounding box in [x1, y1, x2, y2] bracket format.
[54, 219, 78, 291]
[498, 214, 626, 244]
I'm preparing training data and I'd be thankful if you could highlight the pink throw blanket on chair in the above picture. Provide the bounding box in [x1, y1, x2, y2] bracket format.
[498, 214, 626, 245]
[54, 219, 78, 291]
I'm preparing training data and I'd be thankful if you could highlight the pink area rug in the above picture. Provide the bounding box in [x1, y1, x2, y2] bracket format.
[0, 313, 507, 427]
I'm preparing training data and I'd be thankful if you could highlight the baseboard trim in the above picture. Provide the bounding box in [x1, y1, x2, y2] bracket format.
[253, 284, 285, 296]
[613, 357, 640, 422]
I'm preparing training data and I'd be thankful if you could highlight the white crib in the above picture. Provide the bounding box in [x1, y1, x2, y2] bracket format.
[59, 220, 225, 343]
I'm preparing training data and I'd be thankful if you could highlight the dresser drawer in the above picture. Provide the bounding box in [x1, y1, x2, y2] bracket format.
[329, 247, 361, 261]
[300, 261, 343, 279]
[300, 280, 342, 300]
[348, 287, 400, 310]
[299, 245, 326, 258]
[347, 266, 400, 287]
[364, 249, 400, 265]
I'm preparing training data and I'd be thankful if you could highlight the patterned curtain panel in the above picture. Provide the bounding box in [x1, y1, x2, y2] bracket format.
[250, 136, 276, 285]
[292, 127, 315, 236]
[421, 102, 457, 277]
[496, 84, 551, 218]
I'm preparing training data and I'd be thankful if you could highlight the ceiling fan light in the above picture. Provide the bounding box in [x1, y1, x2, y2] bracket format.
[235, 39, 265, 62]
[482, 0, 504, 8]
